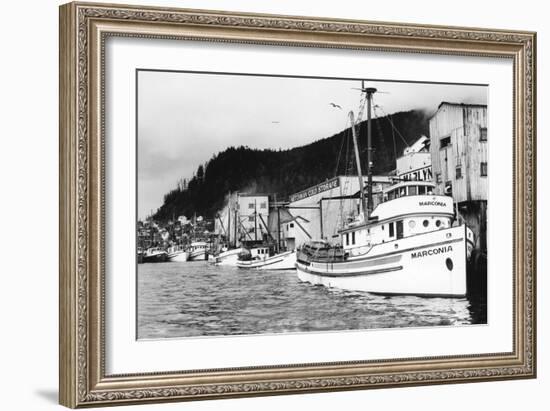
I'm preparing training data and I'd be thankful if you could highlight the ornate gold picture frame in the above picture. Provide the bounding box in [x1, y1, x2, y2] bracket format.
[59, 2, 536, 408]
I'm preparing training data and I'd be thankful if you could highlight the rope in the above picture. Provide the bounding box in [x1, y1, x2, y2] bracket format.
[374, 101, 410, 149]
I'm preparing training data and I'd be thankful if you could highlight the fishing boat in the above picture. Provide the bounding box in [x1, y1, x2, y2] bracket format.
[142, 247, 168, 263]
[236, 247, 297, 270]
[210, 247, 247, 266]
[295, 85, 475, 297]
[187, 241, 208, 261]
[166, 244, 188, 262]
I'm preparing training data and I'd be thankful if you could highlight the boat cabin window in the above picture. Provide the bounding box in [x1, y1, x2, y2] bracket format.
[351, 232, 356, 245]
[389, 222, 394, 237]
[345, 233, 349, 246]
[423, 220, 429, 227]
[386, 184, 433, 201]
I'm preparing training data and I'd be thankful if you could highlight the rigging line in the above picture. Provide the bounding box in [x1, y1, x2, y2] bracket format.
[374, 102, 410, 148]
[333, 116, 351, 177]
[374, 104, 397, 162]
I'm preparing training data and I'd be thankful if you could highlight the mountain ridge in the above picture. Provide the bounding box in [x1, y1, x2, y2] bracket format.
[152, 109, 429, 222]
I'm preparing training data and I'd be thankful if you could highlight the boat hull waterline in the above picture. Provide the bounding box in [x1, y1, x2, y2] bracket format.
[296, 226, 470, 297]
[237, 251, 297, 270]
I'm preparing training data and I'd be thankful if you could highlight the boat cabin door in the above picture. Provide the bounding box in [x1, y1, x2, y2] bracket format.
[396, 220, 404, 239]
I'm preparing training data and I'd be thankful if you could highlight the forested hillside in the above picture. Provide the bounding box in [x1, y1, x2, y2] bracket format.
[153, 110, 428, 222]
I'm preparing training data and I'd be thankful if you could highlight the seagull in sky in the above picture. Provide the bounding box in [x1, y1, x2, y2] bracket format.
[329, 102, 342, 109]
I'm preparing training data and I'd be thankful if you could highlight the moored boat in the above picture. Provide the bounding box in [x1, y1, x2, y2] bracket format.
[166, 244, 188, 262]
[142, 247, 168, 263]
[296, 187, 475, 297]
[236, 247, 296, 270]
[187, 241, 208, 261]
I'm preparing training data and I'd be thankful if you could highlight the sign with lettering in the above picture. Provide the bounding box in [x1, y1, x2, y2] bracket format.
[290, 177, 340, 203]
[401, 166, 433, 182]
[411, 245, 453, 259]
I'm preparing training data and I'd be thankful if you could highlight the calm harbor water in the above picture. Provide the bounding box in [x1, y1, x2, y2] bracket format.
[137, 261, 486, 339]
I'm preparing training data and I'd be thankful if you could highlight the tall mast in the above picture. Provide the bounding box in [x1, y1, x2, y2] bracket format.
[349, 111, 367, 216]
[365, 87, 376, 216]
[349, 84, 377, 218]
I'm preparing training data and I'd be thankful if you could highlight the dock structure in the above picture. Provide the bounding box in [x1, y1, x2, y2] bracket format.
[429, 102, 488, 253]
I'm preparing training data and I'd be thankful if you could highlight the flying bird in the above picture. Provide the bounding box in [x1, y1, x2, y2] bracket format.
[329, 102, 342, 109]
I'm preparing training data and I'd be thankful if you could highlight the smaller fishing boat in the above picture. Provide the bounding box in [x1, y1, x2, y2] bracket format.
[166, 244, 188, 262]
[142, 247, 168, 263]
[210, 247, 247, 266]
[236, 247, 296, 270]
[187, 241, 208, 261]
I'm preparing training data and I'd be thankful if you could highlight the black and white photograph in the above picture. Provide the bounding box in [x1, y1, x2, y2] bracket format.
[136, 70, 488, 340]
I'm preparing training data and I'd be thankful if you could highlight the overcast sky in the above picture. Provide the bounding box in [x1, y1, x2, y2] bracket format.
[137, 71, 487, 219]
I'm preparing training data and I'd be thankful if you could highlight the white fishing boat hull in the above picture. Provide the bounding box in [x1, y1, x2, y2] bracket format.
[211, 248, 246, 266]
[188, 249, 207, 261]
[237, 250, 296, 270]
[167, 251, 189, 262]
[296, 225, 471, 297]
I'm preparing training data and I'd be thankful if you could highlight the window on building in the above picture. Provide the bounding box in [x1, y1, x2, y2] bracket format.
[260, 202, 267, 209]
[436, 173, 442, 184]
[481, 162, 488, 176]
[480, 127, 488, 141]
[456, 166, 462, 179]
[440, 136, 451, 148]
[248, 216, 254, 222]
[389, 222, 395, 237]
[289, 223, 294, 228]
[351, 232, 356, 245]
[248, 203, 254, 209]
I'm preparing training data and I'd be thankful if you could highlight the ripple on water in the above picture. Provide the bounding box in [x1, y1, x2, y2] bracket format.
[137, 262, 483, 339]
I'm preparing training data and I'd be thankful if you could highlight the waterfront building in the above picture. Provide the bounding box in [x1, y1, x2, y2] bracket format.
[214, 192, 270, 246]
[281, 175, 392, 249]
[429, 102, 488, 251]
